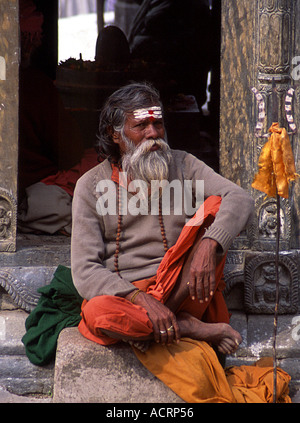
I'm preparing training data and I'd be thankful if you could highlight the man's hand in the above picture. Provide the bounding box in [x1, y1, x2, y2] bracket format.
[126, 290, 181, 345]
[188, 238, 219, 303]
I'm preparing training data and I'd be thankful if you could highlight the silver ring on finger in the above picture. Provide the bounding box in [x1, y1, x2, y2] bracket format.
[160, 330, 167, 334]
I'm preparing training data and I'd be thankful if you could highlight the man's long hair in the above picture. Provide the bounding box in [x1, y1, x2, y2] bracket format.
[96, 82, 163, 163]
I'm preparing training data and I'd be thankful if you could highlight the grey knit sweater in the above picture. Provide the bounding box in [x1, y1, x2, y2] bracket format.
[71, 149, 254, 300]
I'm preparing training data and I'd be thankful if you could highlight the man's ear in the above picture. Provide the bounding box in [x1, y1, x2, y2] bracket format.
[107, 126, 121, 145]
[112, 131, 121, 144]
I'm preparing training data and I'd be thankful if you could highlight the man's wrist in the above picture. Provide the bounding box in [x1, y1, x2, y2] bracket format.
[201, 237, 219, 250]
[125, 289, 144, 304]
[130, 289, 143, 303]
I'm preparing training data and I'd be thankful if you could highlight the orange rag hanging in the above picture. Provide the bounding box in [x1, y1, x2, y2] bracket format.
[252, 122, 299, 198]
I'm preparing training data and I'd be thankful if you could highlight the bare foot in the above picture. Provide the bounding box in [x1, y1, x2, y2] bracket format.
[177, 312, 242, 355]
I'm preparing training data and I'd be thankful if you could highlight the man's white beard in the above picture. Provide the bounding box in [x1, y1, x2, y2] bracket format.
[121, 137, 172, 185]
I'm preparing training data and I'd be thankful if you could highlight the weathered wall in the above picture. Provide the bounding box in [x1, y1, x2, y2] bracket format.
[220, 0, 300, 314]
[220, 1, 256, 191]
[0, 0, 19, 252]
[220, 0, 299, 250]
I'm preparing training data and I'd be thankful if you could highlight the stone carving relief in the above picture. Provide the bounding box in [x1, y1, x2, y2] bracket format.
[0, 266, 57, 312]
[244, 252, 298, 314]
[249, 195, 292, 251]
[258, 0, 292, 77]
[256, 0, 295, 130]
[0, 188, 17, 252]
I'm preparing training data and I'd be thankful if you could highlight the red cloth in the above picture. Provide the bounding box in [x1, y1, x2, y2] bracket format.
[41, 148, 99, 196]
[18, 67, 86, 196]
[78, 196, 230, 345]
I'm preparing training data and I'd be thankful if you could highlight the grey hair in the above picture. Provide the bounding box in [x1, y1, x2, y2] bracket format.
[96, 81, 163, 162]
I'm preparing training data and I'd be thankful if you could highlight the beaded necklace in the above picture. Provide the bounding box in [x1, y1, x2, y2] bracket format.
[114, 183, 169, 276]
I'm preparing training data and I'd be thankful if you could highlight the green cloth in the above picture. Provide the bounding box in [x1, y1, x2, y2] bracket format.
[22, 265, 83, 366]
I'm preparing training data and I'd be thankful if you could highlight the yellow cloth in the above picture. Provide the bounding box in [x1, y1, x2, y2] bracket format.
[226, 356, 291, 403]
[133, 338, 291, 403]
[252, 122, 298, 198]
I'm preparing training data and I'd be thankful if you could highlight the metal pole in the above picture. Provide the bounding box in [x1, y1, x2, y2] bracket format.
[271, 78, 280, 403]
[273, 192, 280, 403]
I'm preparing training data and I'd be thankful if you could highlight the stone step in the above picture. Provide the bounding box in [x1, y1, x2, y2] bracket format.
[0, 235, 69, 395]
[53, 327, 184, 403]
[228, 312, 300, 398]
[0, 310, 54, 396]
[229, 312, 300, 361]
[0, 310, 27, 355]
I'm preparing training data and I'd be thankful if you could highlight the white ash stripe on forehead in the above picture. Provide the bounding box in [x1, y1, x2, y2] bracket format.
[133, 106, 162, 120]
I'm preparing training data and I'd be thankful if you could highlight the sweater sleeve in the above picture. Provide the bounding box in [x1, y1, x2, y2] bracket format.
[183, 153, 255, 252]
[71, 171, 136, 301]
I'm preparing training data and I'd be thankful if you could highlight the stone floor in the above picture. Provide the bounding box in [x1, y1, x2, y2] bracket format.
[0, 386, 52, 403]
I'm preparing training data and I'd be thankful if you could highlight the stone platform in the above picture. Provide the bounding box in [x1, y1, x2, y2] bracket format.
[0, 235, 300, 402]
[52, 313, 300, 403]
[1, 307, 300, 402]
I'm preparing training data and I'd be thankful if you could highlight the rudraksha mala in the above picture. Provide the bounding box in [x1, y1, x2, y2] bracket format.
[114, 184, 168, 276]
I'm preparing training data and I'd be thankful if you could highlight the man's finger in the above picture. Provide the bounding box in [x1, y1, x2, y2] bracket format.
[195, 273, 205, 303]
[152, 323, 161, 343]
[203, 273, 210, 302]
[159, 326, 169, 345]
[167, 318, 180, 344]
[173, 316, 181, 343]
[165, 324, 174, 344]
[209, 274, 216, 297]
[188, 275, 197, 301]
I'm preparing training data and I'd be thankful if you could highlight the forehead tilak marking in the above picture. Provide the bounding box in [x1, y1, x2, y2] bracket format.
[133, 106, 162, 121]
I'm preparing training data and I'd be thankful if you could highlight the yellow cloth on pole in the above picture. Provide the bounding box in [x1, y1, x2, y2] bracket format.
[252, 122, 298, 198]
[133, 338, 291, 403]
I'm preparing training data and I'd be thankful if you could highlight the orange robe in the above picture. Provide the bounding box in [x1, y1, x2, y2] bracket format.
[133, 339, 291, 403]
[78, 196, 229, 345]
[76, 195, 291, 403]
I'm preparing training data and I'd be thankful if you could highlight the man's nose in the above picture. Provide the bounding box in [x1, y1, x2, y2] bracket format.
[145, 123, 160, 139]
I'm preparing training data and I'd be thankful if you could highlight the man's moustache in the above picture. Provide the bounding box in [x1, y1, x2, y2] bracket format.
[134, 139, 169, 154]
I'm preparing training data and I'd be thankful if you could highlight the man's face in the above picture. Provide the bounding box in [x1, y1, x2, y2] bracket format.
[114, 110, 166, 154]
[114, 107, 171, 184]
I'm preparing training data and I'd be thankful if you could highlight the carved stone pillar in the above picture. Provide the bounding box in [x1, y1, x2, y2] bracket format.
[220, 0, 300, 314]
[0, 0, 19, 252]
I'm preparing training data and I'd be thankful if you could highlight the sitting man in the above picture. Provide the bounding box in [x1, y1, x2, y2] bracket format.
[71, 82, 254, 357]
